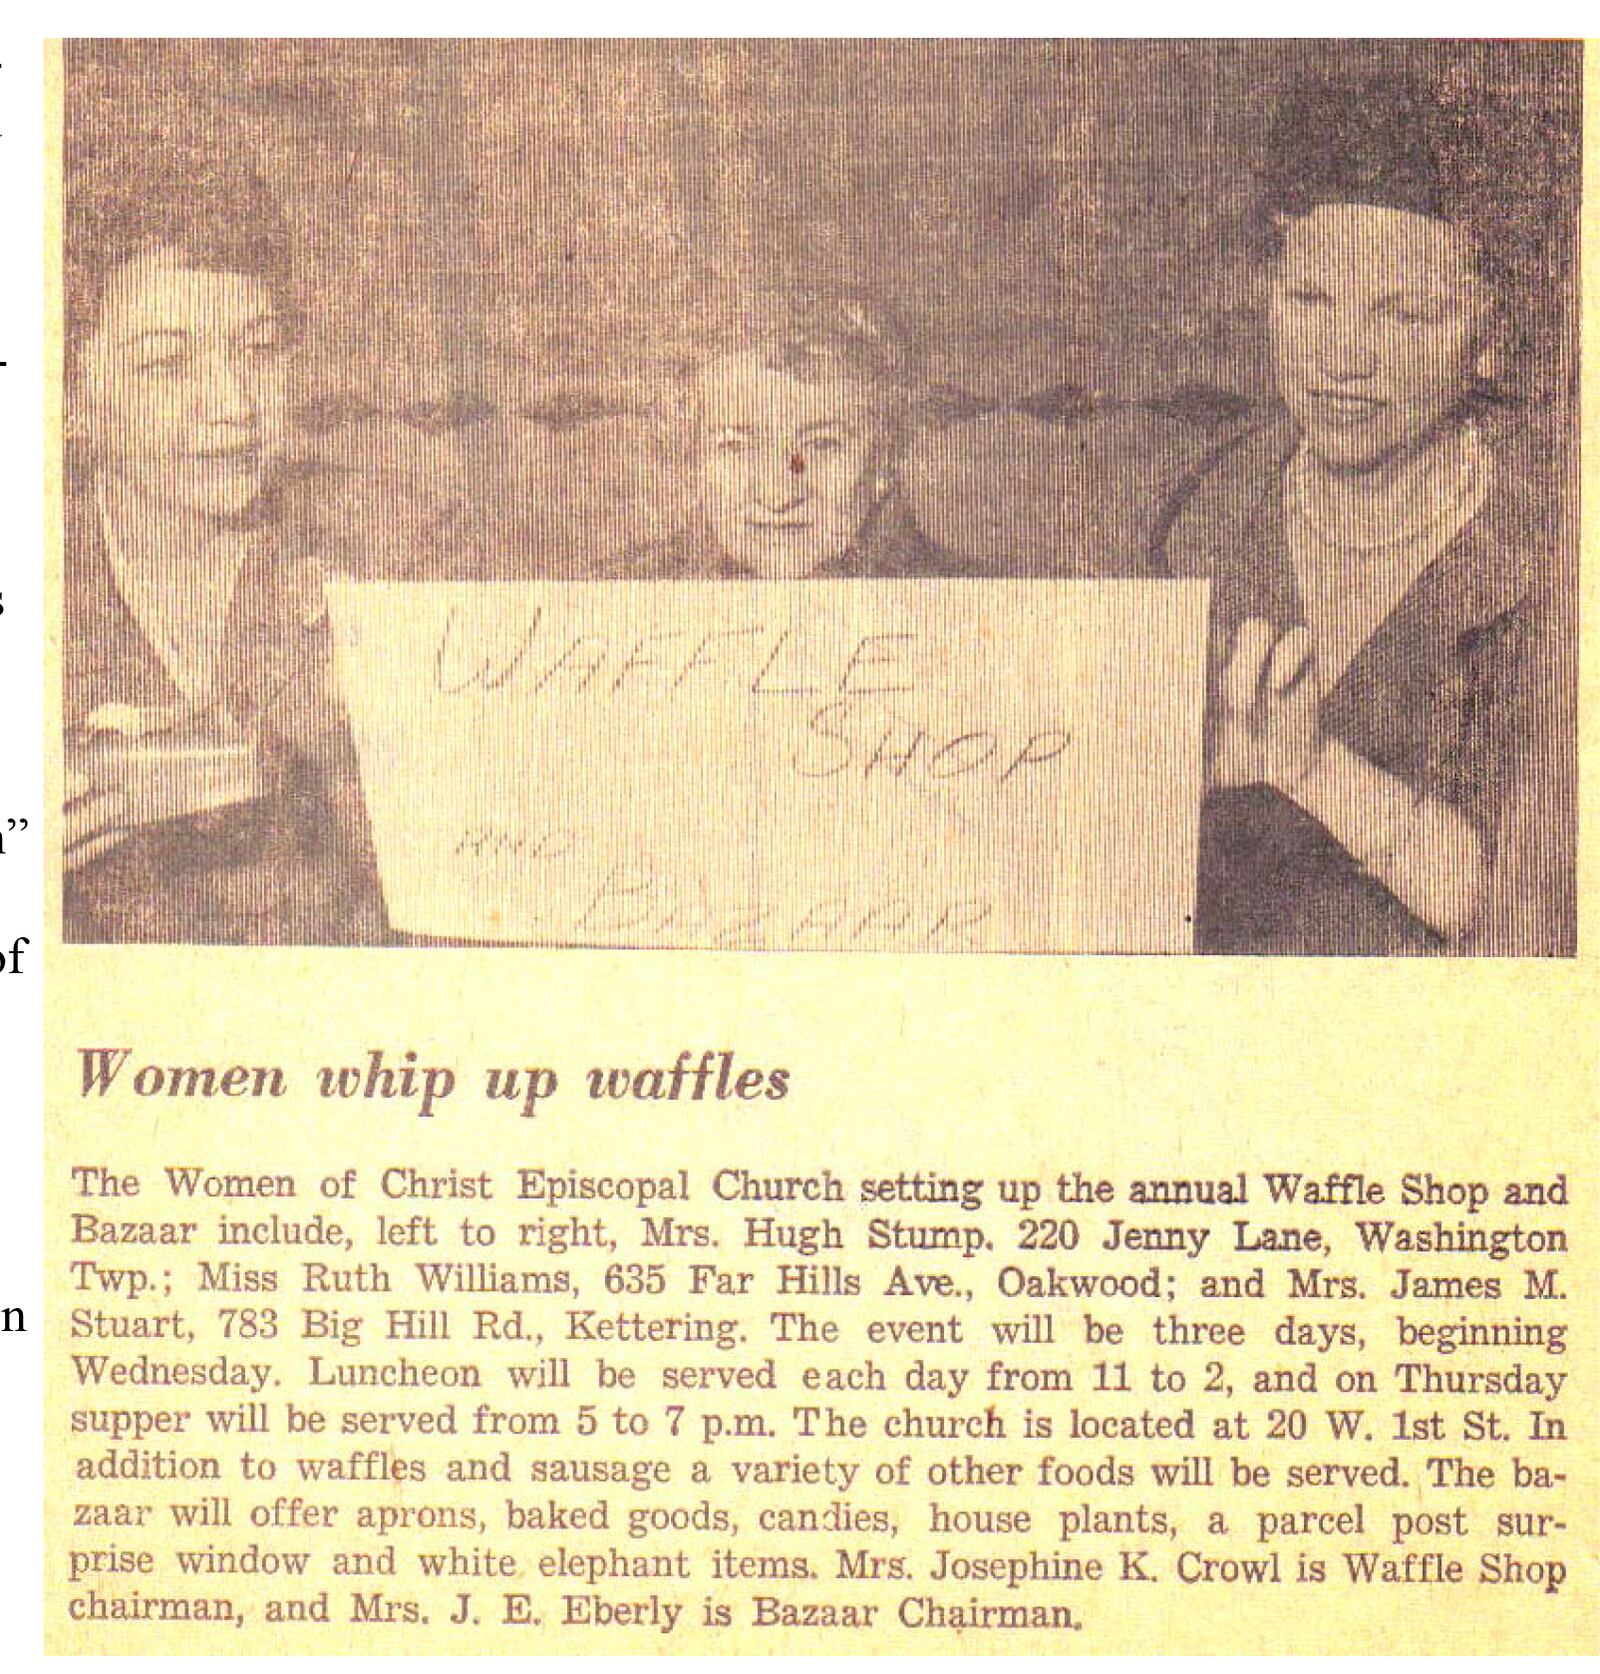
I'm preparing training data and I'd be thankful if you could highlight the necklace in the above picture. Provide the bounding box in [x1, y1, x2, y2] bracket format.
[1288, 428, 1487, 556]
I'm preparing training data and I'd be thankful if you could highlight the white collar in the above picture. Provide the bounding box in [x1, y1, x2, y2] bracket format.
[95, 484, 251, 707]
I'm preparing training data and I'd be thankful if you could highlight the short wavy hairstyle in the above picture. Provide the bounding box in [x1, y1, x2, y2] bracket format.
[691, 285, 917, 445]
[65, 142, 300, 373]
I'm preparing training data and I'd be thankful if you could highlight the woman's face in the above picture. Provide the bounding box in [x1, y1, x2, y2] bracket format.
[77, 246, 293, 521]
[695, 351, 886, 577]
[1270, 203, 1493, 472]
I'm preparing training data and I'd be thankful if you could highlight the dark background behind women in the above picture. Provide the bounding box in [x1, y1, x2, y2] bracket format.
[65, 40, 1078, 579]
[65, 40, 1578, 583]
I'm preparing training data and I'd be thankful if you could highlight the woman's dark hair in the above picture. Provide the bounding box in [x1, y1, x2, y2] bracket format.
[65, 144, 300, 370]
[1256, 76, 1553, 299]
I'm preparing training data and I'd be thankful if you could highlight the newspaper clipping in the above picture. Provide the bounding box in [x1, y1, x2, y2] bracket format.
[47, 37, 1593, 1654]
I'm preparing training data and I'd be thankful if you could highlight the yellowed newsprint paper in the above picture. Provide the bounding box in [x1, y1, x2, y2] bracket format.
[45, 38, 1594, 1653]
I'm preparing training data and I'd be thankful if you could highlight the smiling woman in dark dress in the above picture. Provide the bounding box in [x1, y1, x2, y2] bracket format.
[63, 152, 387, 943]
[1153, 79, 1573, 956]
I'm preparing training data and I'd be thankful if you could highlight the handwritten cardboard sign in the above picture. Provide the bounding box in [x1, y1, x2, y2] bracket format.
[327, 581, 1209, 953]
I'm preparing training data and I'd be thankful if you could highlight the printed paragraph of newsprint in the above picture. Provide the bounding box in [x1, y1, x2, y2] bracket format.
[40, 35, 1600, 1658]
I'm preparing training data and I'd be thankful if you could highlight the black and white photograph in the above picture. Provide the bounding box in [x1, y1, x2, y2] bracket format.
[59, 38, 1581, 955]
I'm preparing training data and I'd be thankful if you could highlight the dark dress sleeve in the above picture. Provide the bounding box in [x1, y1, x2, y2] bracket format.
[1468, 576, 1577, 955]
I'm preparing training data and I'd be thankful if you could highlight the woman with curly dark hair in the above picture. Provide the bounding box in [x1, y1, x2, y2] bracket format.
[62, 148, 387, 943]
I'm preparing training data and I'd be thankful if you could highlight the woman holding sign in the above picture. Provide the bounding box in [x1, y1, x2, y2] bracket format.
[61, 150, 388, 944]
[1153, 78, 1574, 956]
